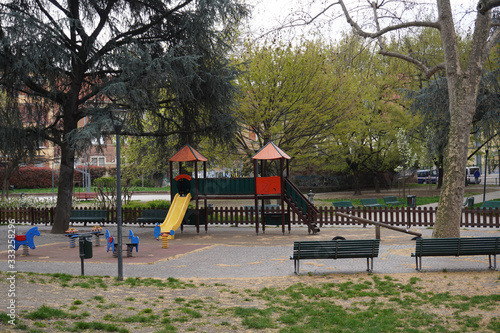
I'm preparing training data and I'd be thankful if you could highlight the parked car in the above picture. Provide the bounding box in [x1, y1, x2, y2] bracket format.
[417, 169, 438, 184]
[466, 167, 481, 184]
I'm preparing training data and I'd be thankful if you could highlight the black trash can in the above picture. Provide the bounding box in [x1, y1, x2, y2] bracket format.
[407, 195, 416, 208]
[79, 235, 93, 259]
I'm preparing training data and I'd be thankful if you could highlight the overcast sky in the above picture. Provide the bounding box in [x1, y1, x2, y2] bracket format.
[244, 0, 480, 41]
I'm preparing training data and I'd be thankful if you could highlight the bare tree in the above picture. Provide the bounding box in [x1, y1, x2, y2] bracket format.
[334, 0, 500, 237]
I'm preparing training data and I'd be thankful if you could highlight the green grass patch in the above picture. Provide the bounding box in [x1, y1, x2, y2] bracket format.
[25, 305, 71, 320]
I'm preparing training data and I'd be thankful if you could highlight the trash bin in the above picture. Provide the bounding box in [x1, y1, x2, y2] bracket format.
[407, 195, 416, 208]
[465, 197, 474, 208]
[79, 235, 93, 259]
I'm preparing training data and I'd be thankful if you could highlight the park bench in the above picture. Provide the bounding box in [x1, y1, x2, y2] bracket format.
[333, 201, 354, 208]
[69, 209, 107, 226]
[361, 198, 385, 208]
[480, 201, 500, 210]
[136, 209, 168, 226]
[290, 239, 380, 274]
[411, 237, 500, 271]
[383, 196, 404, 206]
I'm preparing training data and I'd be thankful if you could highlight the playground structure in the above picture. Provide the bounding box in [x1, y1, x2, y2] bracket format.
[154, 142, 320, 245]
[12, 226, 40, 255]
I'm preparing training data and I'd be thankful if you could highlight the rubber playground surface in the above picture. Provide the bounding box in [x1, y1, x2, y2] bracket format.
[2, 224, 499, 279]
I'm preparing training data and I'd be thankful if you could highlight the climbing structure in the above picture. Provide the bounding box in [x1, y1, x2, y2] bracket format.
[168, 142, 320, 235]
[252, 142, 320, 234]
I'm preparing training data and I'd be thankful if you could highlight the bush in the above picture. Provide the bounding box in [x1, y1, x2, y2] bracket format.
[125, 200, 171, 209]
[73, 166, 108, 187]
[131, 178, 155, 188]
[1, 166, 58, 189]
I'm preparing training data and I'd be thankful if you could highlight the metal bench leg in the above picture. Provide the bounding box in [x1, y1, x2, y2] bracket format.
[366, 257, 373, 272]
[415, 256, 421, 271]
[489, 254, 496, 270]
[294, 259, 299, 275]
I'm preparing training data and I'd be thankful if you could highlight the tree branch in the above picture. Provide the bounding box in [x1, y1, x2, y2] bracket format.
[338, 0, 440, 39]
[379, 49, 446, 79]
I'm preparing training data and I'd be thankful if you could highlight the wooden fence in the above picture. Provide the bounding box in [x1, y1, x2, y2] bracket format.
[1, 206, 500, 229]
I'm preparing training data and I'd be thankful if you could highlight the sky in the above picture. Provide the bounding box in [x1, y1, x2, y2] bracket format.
[243, 0, 480, 42]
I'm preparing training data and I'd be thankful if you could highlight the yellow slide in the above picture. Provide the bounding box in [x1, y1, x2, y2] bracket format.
[159, 193, 191, 239]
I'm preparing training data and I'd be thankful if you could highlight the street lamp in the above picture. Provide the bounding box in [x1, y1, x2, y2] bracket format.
[483, 148, 489, 203]
[111, 109, 127, 281]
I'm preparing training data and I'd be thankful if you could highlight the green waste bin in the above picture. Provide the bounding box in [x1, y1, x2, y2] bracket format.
[407, 195, 416, 208]
[465, 197, 474, 208]
[79, 235, 93, 259]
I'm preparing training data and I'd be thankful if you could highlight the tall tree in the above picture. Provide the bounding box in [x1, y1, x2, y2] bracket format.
[323, 33, 418, 194]
[333, 0, 500, 238]
[233, 39, 355, 169]
[0, 0, 248, 233]
[0, 90, 44, 199]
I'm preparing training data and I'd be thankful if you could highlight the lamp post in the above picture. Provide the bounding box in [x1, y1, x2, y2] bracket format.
[483, 148, 489, 203]
[112, 109, 127, 281]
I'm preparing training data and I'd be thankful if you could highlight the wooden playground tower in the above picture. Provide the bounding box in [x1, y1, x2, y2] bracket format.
[168, 142, 320, 234]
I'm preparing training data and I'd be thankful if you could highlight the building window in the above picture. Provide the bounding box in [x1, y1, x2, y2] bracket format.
[90, 157, 105, 166]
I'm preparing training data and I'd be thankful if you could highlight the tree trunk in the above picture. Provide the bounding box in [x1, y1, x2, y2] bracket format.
[433, 76, 478, 238]
[51, 104, 79, 234]
[51, 140, 76, 233]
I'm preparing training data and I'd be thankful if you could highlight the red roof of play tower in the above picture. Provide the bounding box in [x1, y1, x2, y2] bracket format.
[169, 144, 208, 162]
[252, 141, 291, 160]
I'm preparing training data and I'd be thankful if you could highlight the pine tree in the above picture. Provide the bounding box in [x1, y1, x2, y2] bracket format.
[0, 0, 248, 233]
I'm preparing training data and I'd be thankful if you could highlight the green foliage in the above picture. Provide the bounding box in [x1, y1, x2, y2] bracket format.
[94, 177, 134, 208]
[124, 200, 171, 210]
[0, 90, 45, 199]
[322, 33, 419, 192]
[232, 39, 355, 172]
[0, 0, 249, 232]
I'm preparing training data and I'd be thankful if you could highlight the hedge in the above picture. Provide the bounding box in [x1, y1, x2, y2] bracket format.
[1, 165, 108, 189]
[0, 166, 57, 188]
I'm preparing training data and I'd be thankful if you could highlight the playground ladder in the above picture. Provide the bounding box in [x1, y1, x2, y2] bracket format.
[284, 179, 320, 234]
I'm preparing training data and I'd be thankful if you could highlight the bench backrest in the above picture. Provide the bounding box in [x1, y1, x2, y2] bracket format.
[481, 201, 500, 209]
[383, 196, 401, 203]
[333, 201, 353, 208]
[361, 198, 380, 206]
[71, 210, 107, 218]
[414, 237, 500, 256]
[292, 239, 380, 259]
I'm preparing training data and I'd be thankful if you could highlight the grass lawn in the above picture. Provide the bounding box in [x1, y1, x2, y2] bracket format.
[1, 271, 499, 332]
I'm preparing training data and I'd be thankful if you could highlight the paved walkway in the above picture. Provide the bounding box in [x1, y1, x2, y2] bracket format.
[420, 189, 500, 208]
[2, 224, 498, 279]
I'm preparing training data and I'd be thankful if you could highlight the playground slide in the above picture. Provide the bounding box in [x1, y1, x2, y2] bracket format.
[158, 193, 192, 239]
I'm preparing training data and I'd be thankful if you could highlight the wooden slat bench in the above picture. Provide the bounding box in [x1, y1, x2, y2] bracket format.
[411, 237, 500, 271]
[290, 239, 380, 274]
[136, 209, 168, 226]
[361, 198, 385, 207]
[69, 209, 107, 226]
[481, 201, 500, 209]
[383, 196, 404, 206]
[333, 201, 353, 208]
